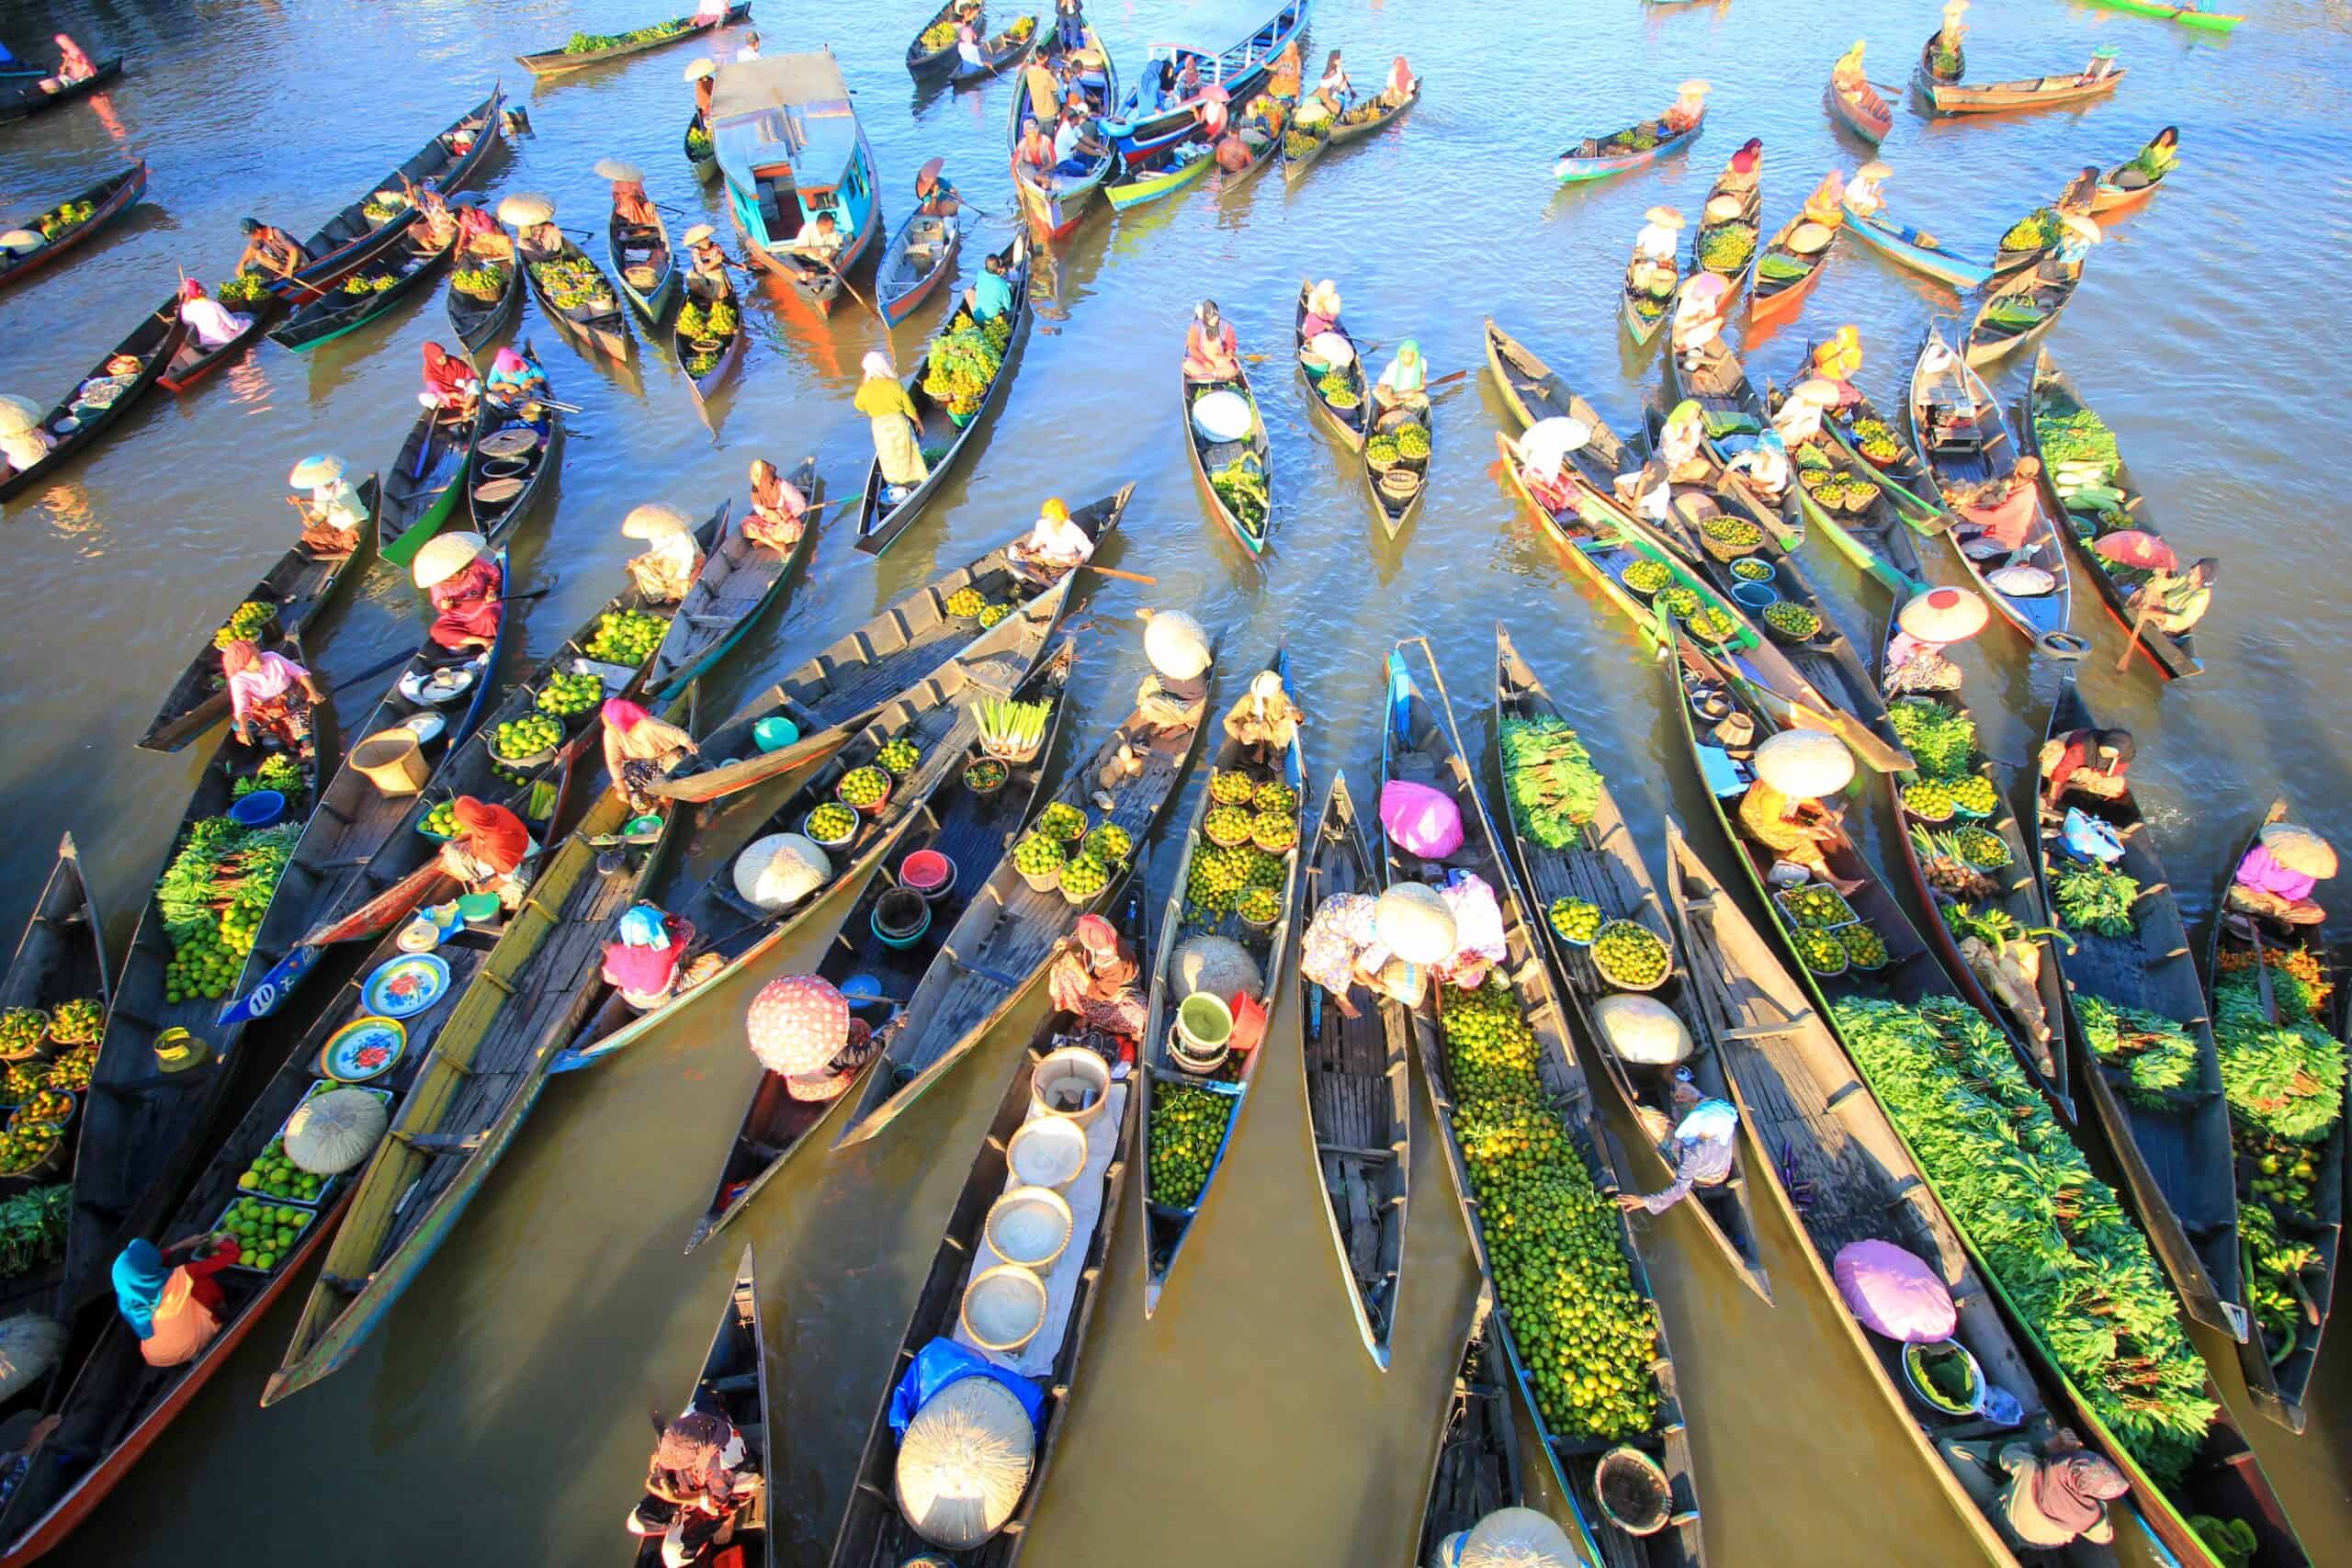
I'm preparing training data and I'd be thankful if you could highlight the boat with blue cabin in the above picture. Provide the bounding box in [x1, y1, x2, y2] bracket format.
[707, 51, 881, 314]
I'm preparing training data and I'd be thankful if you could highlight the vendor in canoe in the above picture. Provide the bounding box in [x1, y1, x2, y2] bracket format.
[2038, 723, 2134, 807]
[222, 639, 323, 755]
[1719, 137, 1764, 195]
[1653, 400, 1713, 486]
[2110, 127, 2178, 193]
[1843, 161, 1889, 220]
[1301, 886, 1427, 1020]
[688, 58, 718, 122]
[963, 247, 1014, 323]
[1628, 206, 1683, 302]
[235, 217, 310, 281]
[456, 203, 512, 263]
[621, 502, 705, 604]
[1377, 55, 1418, 109]
[1882, 586, 1985, 697]
[745, 974, 884, 1104]
[1736, 729, 1862, 896]
[913, 158, 961, 220]
[2055, 165, 2102, 218]
[167, 276, 249, 361]
[1809, 328, 1865, 402]
[1830, 41, 1883, 118]
[484, 344, 548, 403]
[437, 795, 538, 909]
[1619, 1081, 1741, 1216]
[680, 224, 736, 293]
[1950, 457, 2043, 560]
[1221, 668, 1304, 764]
[414, 532, 503, 652]
[1371, 340, 1428, 418]
[1135, 608, 1212, 738]
[609, 169, 659, 230]
[741, 457, 810, 553]
[286, 452, 367, 556]
[1264, 40, 1303, 104]
[1801, 166, 1847, 230]
[2126, 557, 2218, 638]
[855, 350, 928, 504]
[420, 341, 481, 417]
[603, 699, 700, 813]
[2226, 818, 2335, 931]
[1299, 278, 1343, 342]
[1663, 78, 1710, 134]
[1009, 496, 1096, 583]
[1045, 912, 1147, 1040]
[47, 33, 96, 87]
[1936, 0, 1969, 64]
[0, 399, 52, 476]
[111, 1232, 243, 1369]
[1516, 416, 1594, 515]
[1182, 299, 1241, 384]
[601, 904, 707, 1014]
[1670, 272, 1730, 363]
[1771, 378, 1843, 449]
[1937, 1429, 2127, 1553]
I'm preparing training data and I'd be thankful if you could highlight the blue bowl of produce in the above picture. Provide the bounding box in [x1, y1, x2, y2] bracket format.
[1729, 581, 1779, 613]
[753, 716, 800, 753]
[228, 790, 287, 828]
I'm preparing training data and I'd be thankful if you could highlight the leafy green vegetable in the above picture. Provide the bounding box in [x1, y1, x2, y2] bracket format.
[2078, 996, 2199, 1106]
[1886, 698, 1978, 780]
[2215, 978, 2346, 1145]
[2052, 860, 2141, 938]
[1498, 716, 1603, 851]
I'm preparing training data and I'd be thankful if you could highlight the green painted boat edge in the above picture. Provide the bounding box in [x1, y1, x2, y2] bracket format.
[379, 470, 465, 569]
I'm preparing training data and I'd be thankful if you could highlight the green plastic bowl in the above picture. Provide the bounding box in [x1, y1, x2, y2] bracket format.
[456, 893, 503, 925]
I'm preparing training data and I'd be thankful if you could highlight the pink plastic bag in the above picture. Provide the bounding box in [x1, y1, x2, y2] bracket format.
[1833, 1239, 1955, 1344]
[1379, 779, 1462, 860]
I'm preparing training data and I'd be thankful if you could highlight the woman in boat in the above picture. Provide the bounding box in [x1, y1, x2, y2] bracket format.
[111, 1233, 242, 1369]
[747, 974, 885, 1101]
[1736, 729, 1861, 895]
[1773, 378, 1844, 448]
[1720, 137, 1764, 194]
[1170, 53, 1204, 107]
[690, 62, 717, 120]
[603, 902, 700, 1010]
[1882, 586, 1985, 697]
[47, 33, 95, 86]
[2038, 725, 2134, 807]
[1936, 0, 1969, 67]
[1725, 430, 1791, 501]
[416, 537, 503, 652]
[1378, 55, 1418, 108]
[1014, 115, 1057, 183]
[622, 504, 704, 604]
[455, 203, 510, 263]
[1045, 913, 1147, 1040]
[741, 458, 809, 553]
[1300, 890, 1424, 1020]
[419, 341, 480, 417]
[1671, 272, 1730, 363]
[1629, 206, 1683, 303]
[964, 248, 1013, 322]
[1220, 668, 1303, 763]
[1951, 457, 2042, 558]
[484, 344, 548, 403]
[914, 159, 961, 220]
[854, 351, 928, 502]
[2055, 166, 2102, 218]
[222, 639, 323, 754]
[603, 699, 699, 812]
[2129, 558, 2218, 637]
[955, 19, 987, 73]
[1936, 1430, 2127, 1551]
[1371, 340, 1427, 417]
[610, 175, 658, 230]
[1843, 161, 1889, 220]
[1664, 79, 1711, 134]
[1619, 1080, 1741, 1216]
[1654, 399, 1712, 486]
[2226, 822, 2335, 930]
[680, 224, 733, 293]
[628, 1401, 762, 1568]
[1182, 299, 1240, 384]
[2083, 44, 2121, 84]
[1135, 608, 1211, 737]
[2110, 127, 2179, 192]
[1008, 496, 1095, 582]
[694, 0, 730, 23]
[1810, 329, 1865, 399]
[1830, 41, 1883, 119]
[437, 795, 537, 908]
[1515, 417, 1591, 515]
[235, 218, 310, 280]
[1802, 167, 1847, 229]
[1298, 279, 1343, 343]
[175, 276, 252, 353]
[288, 454, 367, 555]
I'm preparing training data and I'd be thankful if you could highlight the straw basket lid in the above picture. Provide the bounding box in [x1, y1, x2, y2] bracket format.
[1009, 1115, 1090, 1190]
[2260, 823, 2336, 877]
[2061, 213, 2104, 248]
[1459, 1507, 1580, 1568]
[472, 476, 525, 505]
[0, 395, 43, 438]
[1593, 993, 1692, 1066]
[412, 529, 489, 589]
[985, 1185, 1075, 1269]
[287, 452, 345, 489]
[1788, 221, 1835, 255]
[0, 231, 43, 254]
[734, 833, 831, 912]
[1307, 329, 1353, 367]
[895, 1371, 1036, 1549]
[1985, 562, 2057, 598]
[681, 222, 717, 247]
[1678, 79, 1712, 97]
[1754, 728, 1854, 799]
[0, 1314, 63, 1404]
[1703, 195, 1744, 222]
[1140, 606, 1212, 679]
[1190, 388, 1254, 444]
[477, 426, 540, 459]
[283, 1087, 390, 1175]
[1897, 585, 1989, 644]
[959, 1264, 1049, 1355]
[622, 502, 693, 540]
[1644, 205, 1685, 228]
[746, 975, 848, 1076]
[1855, 160, 1893, 183]
[1792, 378, 1843, 408]
[1375, 881, 1456, 965]
[1173, 933, 1262, 1001]
[496, 192, 556, 227]
[593, 157, 644, 182]
[684, 56, 718, 81]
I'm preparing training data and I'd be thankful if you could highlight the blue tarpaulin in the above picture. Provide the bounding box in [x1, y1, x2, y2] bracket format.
[887, 1338, 1047, 1440]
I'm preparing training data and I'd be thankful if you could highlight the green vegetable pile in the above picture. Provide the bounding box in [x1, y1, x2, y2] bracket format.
[836, 766, 891, 810]
[213, 600, 276, 650]
[1887, 698, 1979, 780]
[1592, 920, 1670, 989]
[1548, 897, 1601, 944]
[1498, 716, 1602, 852]
[1756, 252, 1811, 284]
[232, 753, 305, 801]
[1283, 130, 1318, 159]
[0, 1185, 69, 1280]
[2215, 976, 2345, 1146]
[536, 670, 604, 718]
[1697, 227, 1756, 272]
[1148, 1082, 1233, 1208]
[919, 19, 957, 50]
[1763, 602, 1820, 640]
[1831, 994, 2219, 1481]
[1037, 801, 1088, 841]
[1440, 974, 1661, 1441]
[564, 19, 688, 53]
[493, 713, 562, 761]
[2239, 1204, 2324, 1391]
[977, 602, 1011, 627]
[1012, 832, 1066, 878]
[1982, 295, 2049, 332]
[963, 758, 1007, 794]
[806, 802, 857, 842]
[2079, 996, 2199, 1107]
[2052, 859, 2141, 938]
[240, 1134, 328, 1203]
[1999, 208, 2062, 255]
[217, 1195, 314, 1272]
[584, 608, 668, 664]
[686, 123, 715, 156]
[877, 737, 922, 777]
[1210, 452, 1269, 531]
[157, 816, 300, 1003]
[1623, 559, 1673, 595]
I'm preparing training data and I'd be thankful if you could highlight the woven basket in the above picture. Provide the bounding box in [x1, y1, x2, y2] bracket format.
[1700, 532, 1759, 563]
[1377, 467, 1422, 502]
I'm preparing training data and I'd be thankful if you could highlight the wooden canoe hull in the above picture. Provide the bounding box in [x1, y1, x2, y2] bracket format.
[0, 162, 146, 294]
[516, 4, 748, 76]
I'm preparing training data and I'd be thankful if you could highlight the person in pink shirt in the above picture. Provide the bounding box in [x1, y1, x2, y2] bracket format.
[1955, 457, 2045, 556]
[2228, 821, 2335, 928]
[222, 640, 322, 751]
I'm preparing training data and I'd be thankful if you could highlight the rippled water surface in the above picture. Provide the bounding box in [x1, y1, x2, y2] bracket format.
[2, 0, 2347, 1562]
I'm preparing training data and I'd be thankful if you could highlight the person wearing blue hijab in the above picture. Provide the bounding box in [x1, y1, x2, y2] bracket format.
[111, 1232, 243, 1365]
[110, 1239, 170, 1339]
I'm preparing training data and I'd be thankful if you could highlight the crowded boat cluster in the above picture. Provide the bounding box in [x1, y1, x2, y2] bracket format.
[0, 0, 2331, 1565]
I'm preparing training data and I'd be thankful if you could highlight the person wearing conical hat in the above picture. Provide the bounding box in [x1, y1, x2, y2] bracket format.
[1634, 205, 1684, 271]
[854, 351, 928, 499]
[1845, 160, 1891, 218]
[1220, 666, 1304, 761]
[1833, 40, 1869, 94]
[628, 1396, 760, 1563]
[1300, 279, 1343, 342]
[609, 171, 657, 230]
[1803, 167, 1848, 228]
[287, 454, 366, 556]
[1670, 272, 1729, 362]
[0, 396, 54, 476]
[454, 201, 510, 264]
[1045, 913, 1146, 1038]
[1654, 398, 1711, 485]
[2229, 817, 2335, 929]
[681, 223, 732, 292]
[1883, 586, 1986, 697]
[1736, 729, 1861, 893]
[415, 533, 503, 651]
[622, 504, 704, 603]
[1665, 78, 1709, 133]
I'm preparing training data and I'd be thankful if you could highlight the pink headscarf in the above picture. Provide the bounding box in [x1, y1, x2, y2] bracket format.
[602, 698, 652, 734]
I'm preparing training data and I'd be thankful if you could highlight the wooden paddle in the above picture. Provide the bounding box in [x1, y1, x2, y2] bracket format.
[2114, 596, 2157, 672]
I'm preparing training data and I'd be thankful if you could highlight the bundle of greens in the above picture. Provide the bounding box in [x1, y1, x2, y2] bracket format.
[2052, 859, 2141, 938]
[1497, 716, 1602, 851]
[2078, 996, 2199, 1106]
[1210, 453, 1269, 530]
[0, 1184, 69, 1280]
[2214, 978, 2346, 1145]
[2239, 1202, 2325, 1366]
[156, 817, 300, 1002]
[1886, 698, 1978, 780]
[1757, 252, 1811, 284]
[1831, 994, 2218, 1482]
[564, 19, 687, 53]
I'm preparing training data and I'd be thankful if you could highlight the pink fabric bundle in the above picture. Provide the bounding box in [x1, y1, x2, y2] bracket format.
[1379, 779, 1462, 860]
[1833, 1239, 1955, 1343]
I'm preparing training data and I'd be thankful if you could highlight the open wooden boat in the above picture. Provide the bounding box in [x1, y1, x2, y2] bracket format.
[1922, 60, 2128, 117]
[139, 476, 380, 753]
[1412, 1288, 1522, 1563]
[1278, 104, 1333, 184]
[1826, 72, 1892, 144]
[445, 229, 524, 359]
[1747, 206, 1839, 329]
[1102, 138, 1214, 210]
[823, 936, 1136, 1568]
[467, 345, 563, 541]
[855, 234, 1032, 557]
[907, 0, 976, 81]
[0, 56, 124, 121]
[1485, 319, 1642, 449]
[273, 87, 505, 299]
[0, 162, 146, 294]
[157, 284, 283, 395]
[2030, 681, 2243, 1336]
[1663, 822, 2125, 1568]
[608, 205, 680, 327]
[1387, 641, 1706, 1568]
[684, 108, 717, 182]
[1555, 112, 1703, 185]
[1622, 231, 1678, 348]
[629, 1247, 770, 1567]
[518, 233, 632, 364]
[1327, 75, 1421, 149]
[831, 659, 1210, 1152]
[1659, 336, 1804, 546]
[947, 15, 1040, 88]
[1491, 628, 1770, 1301]
[1101, 0, 1308, 164]
[269, 224, 456, 353]
[516, 3, 749, 75]
[1916, 27, 1964, 89]
[1296, 771, 1410, 1365]
[1182, 358, 1272, 554]
[1805, 362, 1955, 546]
[1839, 197, 1994, 291]
[1005, 22, 1117, 242]
[1761, 376, 1940, 576]
[1966, 258, 2084, 368]
[875, 207, 960, 329]
[1136, 649, 1305, 1315]
[2080, 0, 2240, 30]
[378, 400, 473, 570]
[673, 271, 745, 414]
[0, 309, 183, 504]
[647, 474, 816, 700]
[2204, 798, 2344, 1436]
[2020, 350, 2204, 678]
[1363, 364, 1433, 541]
[1213, 85, 1298, 198]
[262, 689, 696, 1405]
[1907, 327, 2083, 656]
[1687, 155, 1760, 304]
[672, 487, 1130, 805]
[2088, 137, 2177, 216]
[1294, 278, 1369, 452]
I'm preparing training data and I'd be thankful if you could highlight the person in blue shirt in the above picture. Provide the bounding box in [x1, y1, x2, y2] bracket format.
[965, 250, 1013, 322]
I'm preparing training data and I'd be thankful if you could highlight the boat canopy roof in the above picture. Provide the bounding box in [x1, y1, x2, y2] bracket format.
[710, 51, 865, 194]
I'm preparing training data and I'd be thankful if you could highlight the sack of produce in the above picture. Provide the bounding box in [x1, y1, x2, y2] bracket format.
[896, 1372, 1037, 1549]
[1833, 1238, 1956, 1343]
[284, 1088, 390, 1176]
[1593, 994, 1691, 1065]
[734, 833, 831, 912]
[1379, 779, 1462, 860]
[1984, 563, 2055, 597]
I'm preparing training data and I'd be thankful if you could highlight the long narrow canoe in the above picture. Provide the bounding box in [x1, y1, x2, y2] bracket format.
[674, 272, 744, 414]
[1622, 229, 1678, 348]
[446, 228, 523, 358]
[1826, 73, 1891, 144]
[0, 162, 146, 295]
[1965, 258, 2086, 369]
[268, 224, 457, 353]
[946, 15, 1041, 89]
[1182, 358, 1273, 553]
[1326, 75, 1421, 149]
[608, 207, 679, 328]
[906, 0, 973, 81]
[1294, 278, 1370, 452]
[1555, 112, 1702, 185]
[1659, 333, 1806, 546]
[157, 287, 283, 395]
[0, 57, 125, 122]
[1686, 153, 1761, 304]
[1137, 649, 1304, 1316]
[378, 400, 472, 569]
[1411, 1289, 1522, 1565]
[1919, 50, 2127, 116]
[0, 309, 184, 504]
[2077, 0, 2241, 31]
[517, 234, 633, 363]
[467, 344, 563, 542]
[630, 1249, 770, 1565]
[646, 477, 814, 699]
[1006, 24, 1118, 243]
[516, 4, 750, 76]
[139, 476, 380, 752]
[1388, 641, 1706, 1568]
[874, 206, 960, 329]
[1491, 628, 1771, 1300]
[273, 87, 505, 299]
[1747, 206, 1839, 329]
[1296, 771, 1409, 1366]
[1839, 198, 1994, 291]
[1100, 0, 1310, 164]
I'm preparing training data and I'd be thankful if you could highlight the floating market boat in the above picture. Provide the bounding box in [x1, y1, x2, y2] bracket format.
[157, 282, 282, 394]
[1294, 279, 1369, 452]
[466, 344, 562, 539]
[1410, 1289, 1522, 1565]
[1621, 227, 1679, 348]
[2078, 0, 2240, 33]
[515, 3, 750, 76]
[1101, 0, 1310, 166]
[1182, 358, 1272, 553]
[1007, 24, 1118, 241]
[1325, 74, 1421, 150]
[1839, 197, 1994, 291]
[1491, 627, 1771, 1301]
[1657, 335, 1806, 547]
[1747, 205, 1839, 329]
[378, 400, 472, 569]
[645, 471, 816, 699]
[445, 226, 524, 358]
[946, 14, 1040, 88]
[1687, 152, 1761, 304]
[0, 162, 146, 294]
[0, 309, 183, 503]
[683, 108, 717, 182]
[1826, 69, 1892, 144]
[2087, 135, 2178, 216]
[629, 1247, 769, 1565]
[517, 232, 632, 363]
[607, 203, 679, 327]
[1554, 110, 1703, 186]
[874, 204, 960, 329]
[1965, 258, 2084, 369]
[710, 51, 881, 313]
[1919, 52, 2127, 117]
[1362, 361, 1434, 540]
[268, 222, 457, 353]
[0, 55, 124, 121]
[272, 87, 505, 299]
[673, 269, 744, 413]
[1102, 139, 1214, 210]
[906, 0, 978, 81]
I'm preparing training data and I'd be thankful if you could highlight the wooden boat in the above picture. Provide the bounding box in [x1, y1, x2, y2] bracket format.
[0, 163, 146, 294]
[1296, 772, 1409, 1365]
[874, 207, 961, 329]
[1294, 279, 1369, 452]
[1658, 336, 1808, 547]
[855, 235, 1032, 557]
[822, 948, 1136, 1568]
[1965, 258, 2084, 368]
[1387, 641, 1706, 1568]
[0, 309, 184, 504]
[1747, 207, 1839, 329]
[2081, 0, 2240, 30]
[2207, 799, 2345, 1436]
[378, 400, 472, 570]
[1101, 0, 1310, 165]
[1916, 26, 1964, 89]
[1278, 105, 1332, 183]
[1326, 75, 1421, 149]
[515, 3, 749, 75]
[2088, 139, 2176, 216]
[1363, 366, 1433, 541]
[1826, 72, 1892, 144]
[608, 205, 679, 327]
[1484, 318, 1639, 441]
[1922, 60, 2127, 118]
[445, 229, 524, 359]
[1412, 1289, 1522, 1564]
[1666, 633, 2311, 1568]
[630, 1248, 770, 1567]
[1181, 357, 1272, 554]
[1621, 231, 1678, 348]
[1839, 198, 1993, 291]
[1687, 156, 1761, 302]
[1555, 111, 1702, 185]
[1906, 328, 2081, 655]
[906, 0, 976, 81]
[647, 478, 815, 699]
[0, 57, 124, 121]
[1102, 139, 1213, 209]
[518, 233, 632, 363]
[2021, 352, 2203, 679]
[1806, 363, 1955, 545]
[673, 272, 745, 413]
[1492, 628, 1771, 1300]
[711, 50, 881, 315]
[947, 15, 1040, 88]
[684, 109, 717, 182]
[1213, 86, 1298, 198]
[273, 88, 505, 300]
[1663, 823, 2126, 1568]
[2029, 682, 2243, 1334]
[661, 491, 1129, 805]
[139, 476, 381, 752]
[1136, 649, 1304, 1314]
[467, 347, 563, 540]
[262, 688, 696, 1405]
[157, 285, 282, 394]
[268, 223, 457, 353]
[831, 660, 1209, 1151]
[1006, 26, 1119, 242]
